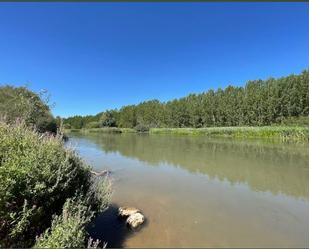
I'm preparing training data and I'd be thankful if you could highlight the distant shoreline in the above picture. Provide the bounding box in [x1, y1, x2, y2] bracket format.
[65, 126, 309, 141]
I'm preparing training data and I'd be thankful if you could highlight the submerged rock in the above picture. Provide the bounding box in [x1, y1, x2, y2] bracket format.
[90, 169, 111, 177]
[118, 207, 140, 217]
[126, 212, 145, 229]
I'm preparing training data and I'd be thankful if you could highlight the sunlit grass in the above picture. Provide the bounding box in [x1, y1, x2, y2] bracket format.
[150, 126, 309, 141]
[65, 127, 136, 134]
[66, 126, 309, 141]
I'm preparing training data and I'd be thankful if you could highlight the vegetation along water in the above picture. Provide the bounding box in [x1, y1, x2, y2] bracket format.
[0, 86, 110, 248]
[1, 69, 309, 247]
[63, 70, 309, 131]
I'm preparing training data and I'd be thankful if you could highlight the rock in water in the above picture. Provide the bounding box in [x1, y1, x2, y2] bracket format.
[90, 169, 111, 177]
[118, 207, 145, 229]
[126, 212, 145, 229]
[118, 207, 140, 217]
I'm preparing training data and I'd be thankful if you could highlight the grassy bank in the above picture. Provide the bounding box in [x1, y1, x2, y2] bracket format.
[150, 126, 309, 141]
[66, 127, 136, 134]
[66, 126, 309, 141]
[0, 122, 110, 248]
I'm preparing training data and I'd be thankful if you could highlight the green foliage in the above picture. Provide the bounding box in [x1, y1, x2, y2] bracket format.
[64, 113, 103, 130]
[63, 123, 72, 129]
[34, 197, 106, 249]
[280, 116, 309, 126]
[100, 110, 118, 127]
[134, 124, 150, 133]
[36, 115, 58, 133]
[117, 105, 137, 128]
[34, 198, 92, 248]
[0, 85, 57, 133]
[67, 127, 136, 134]
[150, 126, 309, 141]
[63, 70, 309, 129]
[85, 121, 101, 129]
[63, 115, 85, 129]
[0, 122, 110, 247]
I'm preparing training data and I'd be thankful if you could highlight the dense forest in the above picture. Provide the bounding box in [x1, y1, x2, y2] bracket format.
[63, 70, 309, 129]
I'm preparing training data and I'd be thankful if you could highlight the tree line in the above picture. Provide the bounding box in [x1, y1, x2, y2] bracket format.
[63, 70, 309, 129]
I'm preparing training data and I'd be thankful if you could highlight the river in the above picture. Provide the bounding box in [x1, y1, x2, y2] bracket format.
[68, 132, 309, 248]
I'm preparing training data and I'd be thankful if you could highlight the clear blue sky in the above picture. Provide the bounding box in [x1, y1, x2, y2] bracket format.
[1, 2, 309, 117]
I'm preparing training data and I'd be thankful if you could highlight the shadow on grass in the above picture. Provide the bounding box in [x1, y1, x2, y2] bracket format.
[87, 203, 147, 248]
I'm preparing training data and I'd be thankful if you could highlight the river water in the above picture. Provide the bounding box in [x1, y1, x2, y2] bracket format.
[68, 132, 309, 248]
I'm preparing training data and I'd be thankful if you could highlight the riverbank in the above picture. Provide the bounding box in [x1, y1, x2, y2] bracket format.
[150, 126, 309, 140]
[71, 130, 309, 247]
[0, 122, 111, 247]
[66, 126, 309, 141]
[67, 127, 136, 133]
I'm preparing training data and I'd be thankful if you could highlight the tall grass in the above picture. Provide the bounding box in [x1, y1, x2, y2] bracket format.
[66, 127, 136, 134]
[150, 126, 309, 141]
[67, 126, 309, 141]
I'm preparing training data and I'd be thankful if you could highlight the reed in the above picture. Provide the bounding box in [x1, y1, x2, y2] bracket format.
[149, 126, 309, 141]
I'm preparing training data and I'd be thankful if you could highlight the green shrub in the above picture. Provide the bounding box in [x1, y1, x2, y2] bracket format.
[281, 116, 309, 126]
[85, 121, 101, 129]
[34, 198, 92, 248]
[134, 124, 149, 133]
[63, 123, 72, 129]
[34, 197, 106, 248]
[37, 116, 58, 134]
[0, 85, 57, 133]
[0, 122, 110, 247]
[100, 110, 117, 127]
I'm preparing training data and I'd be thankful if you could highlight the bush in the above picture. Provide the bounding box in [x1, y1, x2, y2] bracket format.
[0, 122, 110, 247]
[100, 110, 117, 127]
[37, 116, 58, 134]
[34, 197, 106, 248]
[0, 85, 57, 133]
[281, 116, 309, 126]
[63, 123, 72, 129]
[34, 198, 92, 248]
[134, 124, 149, 133]
[85, 121, 101, 129]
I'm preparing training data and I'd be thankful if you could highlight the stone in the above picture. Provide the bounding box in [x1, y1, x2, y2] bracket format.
[126, 212, 145, 229]
[118, 207, 140, 217]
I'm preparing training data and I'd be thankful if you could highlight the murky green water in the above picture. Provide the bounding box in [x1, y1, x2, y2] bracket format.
[68, 133, 309, 248]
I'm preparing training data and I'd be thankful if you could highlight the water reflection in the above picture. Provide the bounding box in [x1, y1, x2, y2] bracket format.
[70, 133, 309, 248]
[71, 133, 309, 200]
[87, 204, 147, 248]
